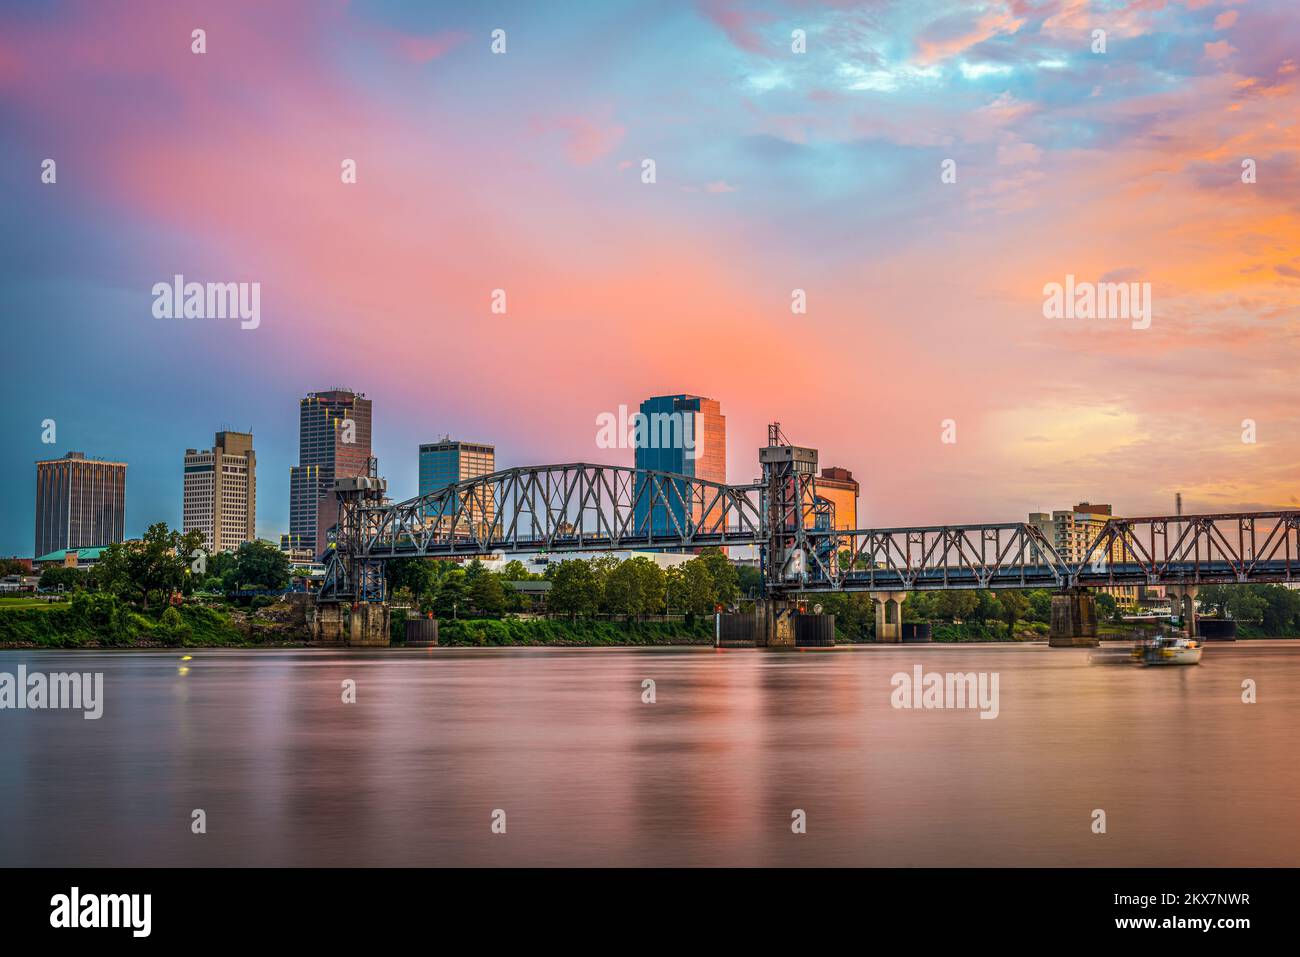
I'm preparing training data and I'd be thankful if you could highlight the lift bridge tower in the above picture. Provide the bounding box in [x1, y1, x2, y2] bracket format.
[757, 423, 837, 645]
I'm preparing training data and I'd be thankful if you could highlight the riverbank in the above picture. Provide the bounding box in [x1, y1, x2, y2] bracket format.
[3, 595, 1295, 648]
[0, 595, 717, 648]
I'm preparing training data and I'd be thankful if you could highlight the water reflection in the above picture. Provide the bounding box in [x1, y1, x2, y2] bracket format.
[0, 643, 1296, 866]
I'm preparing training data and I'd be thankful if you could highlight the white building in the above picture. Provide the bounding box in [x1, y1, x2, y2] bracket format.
[183, 431, 256, 553]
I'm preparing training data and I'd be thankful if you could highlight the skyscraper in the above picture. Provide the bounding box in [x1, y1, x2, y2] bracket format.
[183, 431, 256, 553]
[633, 394, 727, 537]
[34, 452, 127, 559]
[419, 439, 496, 496]
[289, 390, 373, 557]
[418, 438, 496, 534]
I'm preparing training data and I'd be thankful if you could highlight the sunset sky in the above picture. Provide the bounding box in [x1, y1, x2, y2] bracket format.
[2, 0, 1298, 556]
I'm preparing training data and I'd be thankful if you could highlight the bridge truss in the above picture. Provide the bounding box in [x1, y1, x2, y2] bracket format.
[319, 454, 1300, 601]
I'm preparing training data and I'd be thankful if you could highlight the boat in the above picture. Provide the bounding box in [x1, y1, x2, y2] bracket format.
[1131, 632, 1203, 666]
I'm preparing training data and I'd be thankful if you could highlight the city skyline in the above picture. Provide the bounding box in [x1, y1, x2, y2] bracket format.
[3, 0, 1298, 556]
[13, 381, 1215, 559]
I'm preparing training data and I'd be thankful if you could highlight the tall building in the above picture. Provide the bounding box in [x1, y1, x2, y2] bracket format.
[289, 390, 373, 557]
[419, 439, 496, 495]
[418, 438, 496, 534]
[34, 452, 127, 559]
[183, 431, 256, 553]
[633, 394, 727, 537]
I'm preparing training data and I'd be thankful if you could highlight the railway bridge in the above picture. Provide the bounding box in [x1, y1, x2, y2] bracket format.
[317, 430, 1300, 647]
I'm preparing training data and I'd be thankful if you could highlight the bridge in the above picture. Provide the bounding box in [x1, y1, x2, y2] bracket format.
[316, 430, 1300, 647]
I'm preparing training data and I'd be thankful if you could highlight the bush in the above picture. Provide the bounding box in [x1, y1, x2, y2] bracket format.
[436, 617, 713, 647]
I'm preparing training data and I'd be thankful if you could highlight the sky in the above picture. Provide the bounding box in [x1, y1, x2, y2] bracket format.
[1, 0, 1297, 556]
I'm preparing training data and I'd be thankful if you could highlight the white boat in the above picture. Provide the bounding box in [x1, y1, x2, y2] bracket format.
[1132, 633, 1203, 666]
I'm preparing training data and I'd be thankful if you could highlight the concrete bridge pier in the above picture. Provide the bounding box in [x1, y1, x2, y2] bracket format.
[347, 602, 392, 647]
[755, 598, 797, 648]
[1049, 591, 1099, 647]
[1165, 585, 1199, 637]
[308, 602, 345, 645]
[871, 592, 908, 643]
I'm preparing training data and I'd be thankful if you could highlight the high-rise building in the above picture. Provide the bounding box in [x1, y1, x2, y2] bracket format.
[183, 431, 256, 553]
[419, 439, 496, 496]
[418, 438, 496, 534]
[289, 390, 373, 557]
[34, 452, 127, 559]
[633, 394, 727, 537]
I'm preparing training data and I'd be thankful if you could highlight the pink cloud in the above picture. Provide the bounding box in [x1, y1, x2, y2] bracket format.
[393, 30, 469, 64]
[537, 116, 627, 165]
[1204, 40, 1236, 61]
[698, 0, 772, 55]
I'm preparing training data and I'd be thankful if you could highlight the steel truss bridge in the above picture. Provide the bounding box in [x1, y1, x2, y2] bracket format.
[320, 440, 1300, 602]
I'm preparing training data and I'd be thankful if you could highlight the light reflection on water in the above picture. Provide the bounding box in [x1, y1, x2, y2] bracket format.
[1, 642, 1297, 866]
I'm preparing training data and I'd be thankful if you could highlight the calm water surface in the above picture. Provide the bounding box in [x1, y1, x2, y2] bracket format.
[1, 642, 1297, 866]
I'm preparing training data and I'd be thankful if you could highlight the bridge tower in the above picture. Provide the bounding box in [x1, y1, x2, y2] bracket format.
[317, 474, 392, 645]
[756, 425, 828, 646]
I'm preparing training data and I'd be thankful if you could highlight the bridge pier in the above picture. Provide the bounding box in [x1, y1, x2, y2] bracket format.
[1165, 585, 1199, 637]
[871, 592, 908, 643]
[755, 599, 797, 648]
[308, 602, 345, 644]
[348, 602, 392, 647]
[1049, 591, 1099, 647]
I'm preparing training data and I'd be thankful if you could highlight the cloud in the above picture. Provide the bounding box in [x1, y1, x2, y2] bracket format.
[698, 0, 772, 55]
[1204, 40, 1236, 62]
[915, 7, 1026, 65]
[392, 30, 469, 64]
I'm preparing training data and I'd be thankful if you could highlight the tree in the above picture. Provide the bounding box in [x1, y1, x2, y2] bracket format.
[736, 562, 763, 598]
[38, 565, 86, 592]
[469, 573, 506, 616]
[971, 590, 1001, 626]
[0, 558, 31, 576]
[933, 590, 978, 621]
[498, 560, 534, 581]
[678, 559, 715, 617]
[431, 569, 467, 618]
[1026, 589, 1053, 624]
[387, 558, 437, 602]
[95, 522, 205, 610]
[636, 559, 666, 615]
[549, 560, 599, 619]
[697, 548, 739, 607]
[229, 540, 290, 593]
[1000, 590, 1029, 638]
[1094, 592, 1119, 621]
[603, 560, 642, 618]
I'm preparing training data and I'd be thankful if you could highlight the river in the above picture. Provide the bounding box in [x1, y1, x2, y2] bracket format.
[1, 641, 1296, 866]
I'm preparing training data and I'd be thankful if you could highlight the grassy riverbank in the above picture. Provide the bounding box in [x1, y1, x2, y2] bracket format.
[421, 616, 715, 647]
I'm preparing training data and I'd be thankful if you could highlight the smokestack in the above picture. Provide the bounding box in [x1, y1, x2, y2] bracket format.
[1176, 492, 1183, 517]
